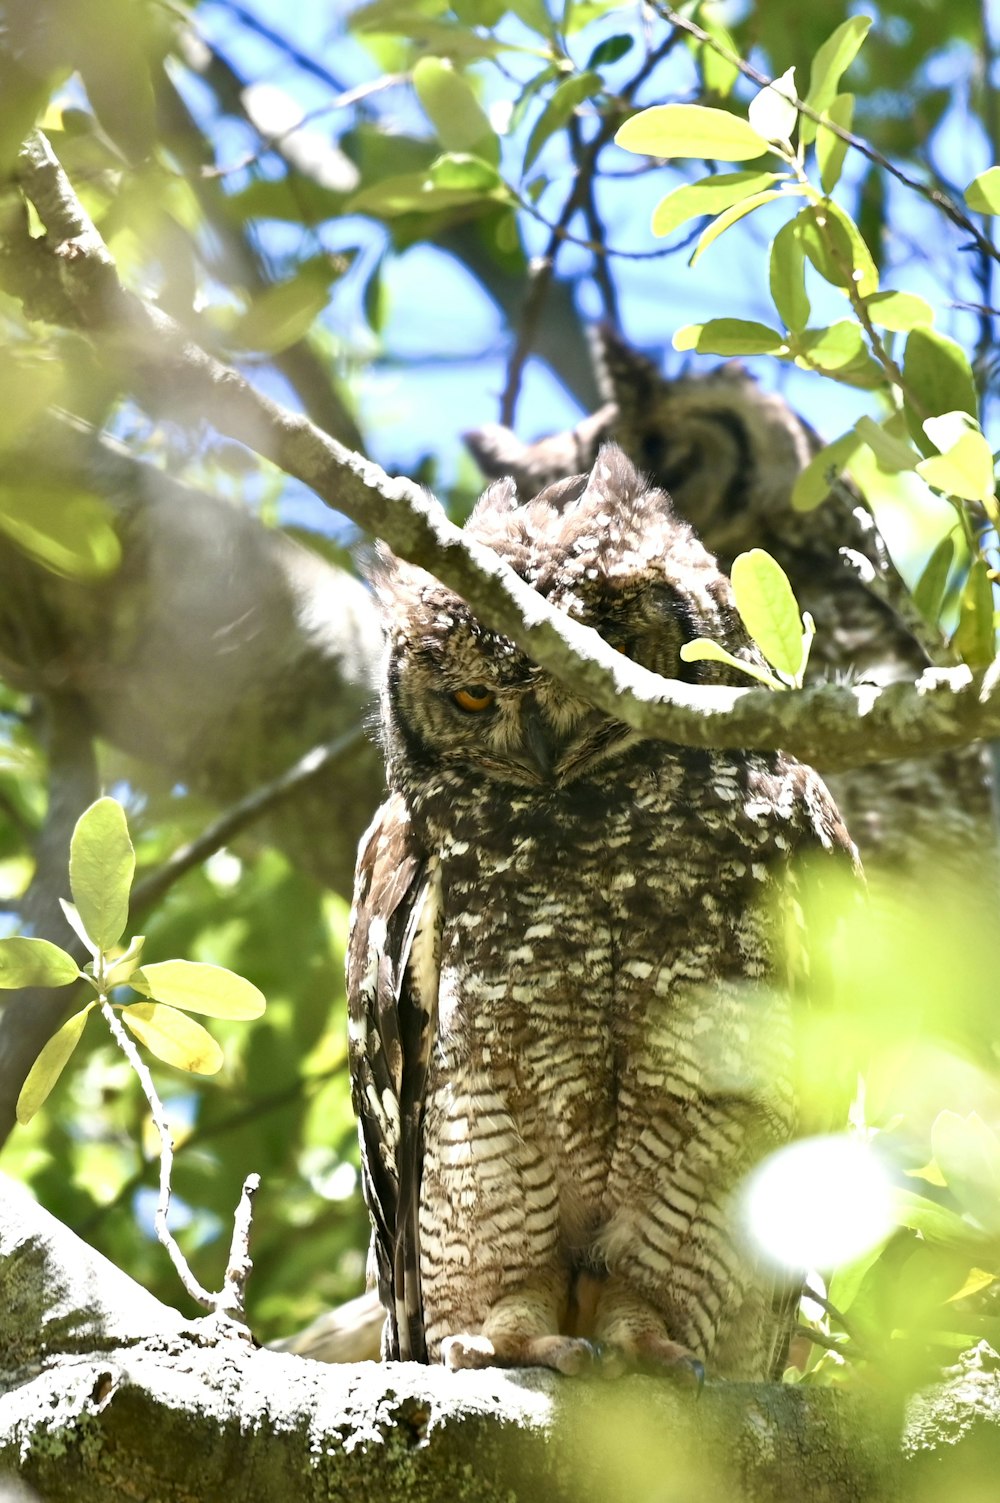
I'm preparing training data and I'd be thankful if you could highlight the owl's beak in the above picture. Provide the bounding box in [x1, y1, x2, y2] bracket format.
[517, 701, 555, 781]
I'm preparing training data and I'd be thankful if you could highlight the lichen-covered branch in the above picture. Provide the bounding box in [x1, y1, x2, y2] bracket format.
[5, 130, 999, 773]
[0, 1175, 902, 1503]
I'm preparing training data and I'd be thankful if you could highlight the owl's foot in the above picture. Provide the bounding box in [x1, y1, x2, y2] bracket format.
[593, 1277, 706, 1385]
[598, 1338, 705, 1388]
[442, 1331, 598, 1375]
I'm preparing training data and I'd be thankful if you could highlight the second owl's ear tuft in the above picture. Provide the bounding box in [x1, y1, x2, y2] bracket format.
[468, 476, 519, 524]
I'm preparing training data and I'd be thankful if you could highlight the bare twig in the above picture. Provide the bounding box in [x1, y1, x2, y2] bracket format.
[100, 1001, 218, 1312]
[101, 999, 258, 1324]
[9, 131, 1000, 772]
[220, 1174, 260, 1321]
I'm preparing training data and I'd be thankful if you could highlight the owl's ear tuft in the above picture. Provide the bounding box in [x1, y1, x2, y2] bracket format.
[468, 476, 519, 524]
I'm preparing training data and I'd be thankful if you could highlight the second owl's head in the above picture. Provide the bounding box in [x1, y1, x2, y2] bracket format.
[370, 445, 760, 792]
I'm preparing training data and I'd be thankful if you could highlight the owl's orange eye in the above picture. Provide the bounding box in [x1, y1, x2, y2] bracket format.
[452, 684, 495, 713]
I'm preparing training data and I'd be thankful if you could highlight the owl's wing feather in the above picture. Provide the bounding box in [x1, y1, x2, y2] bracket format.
[347, 792, 440, 1362]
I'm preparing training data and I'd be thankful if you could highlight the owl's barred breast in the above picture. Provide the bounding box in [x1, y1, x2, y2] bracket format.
[413, 742, 805, 1364]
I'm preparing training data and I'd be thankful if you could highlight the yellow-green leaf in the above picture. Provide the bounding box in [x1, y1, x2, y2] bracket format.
[912, 535, 956, 625]
[902, 328, 978, 452]
[230, 259, 339, 355]
[795, 201, 878, 298]
[966, 166, 1000, 216]
[952, 560, 996, 669]
[863, 290, 934, 333]
[650, 170, 781, 238]
[615, 103, 768, 162]
[413, 56, 499, 165]
[802, 15, 872, 146]
[791, 430, 862, 511]
[854, 415, 919, 472]
[794, 320, 867, 373]
[133, 960, 266, 1020]
[524, 70, 602, 173]
[678, 638, 784, 690]
[748, 66, 798, 145]
[770, 218, 810, 332]
[16, 1004, 94, 1124]
[730, 548, 806, 680]
[121, 1003, 224, 1075]
[946, 1268, 998, 1304]
[917, 417, 996, 504]
[69, 797, 135, 953]
[673, 318, 786, 357]
[816, 92, 853, 195]
[0, 937, 81, 988]
[0, 486, 122, 582]
[689, 189, 788, 265]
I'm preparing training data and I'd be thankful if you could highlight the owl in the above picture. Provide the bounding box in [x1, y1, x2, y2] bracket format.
[466, 331, 998, 884]
[347, 444, 857, 1380]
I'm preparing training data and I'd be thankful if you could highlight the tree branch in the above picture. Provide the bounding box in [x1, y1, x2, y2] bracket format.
[6, 131, 1000, 773]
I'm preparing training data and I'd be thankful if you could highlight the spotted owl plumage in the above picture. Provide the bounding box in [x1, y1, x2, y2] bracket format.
[348, 445, 857, 1379]
[466, 331, 999, 883]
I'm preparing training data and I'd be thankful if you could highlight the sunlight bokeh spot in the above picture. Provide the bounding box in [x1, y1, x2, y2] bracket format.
[744, 1135, 894, 1269]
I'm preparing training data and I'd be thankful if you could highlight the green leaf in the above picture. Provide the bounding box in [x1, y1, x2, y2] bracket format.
[854, 415, 918, 472]
[586, 33, 633, 69]
[917, 415, 996, 504]
[748, 66, 798, 145]
[69, 797, 135, 953]
[428, 153, 502, 191]
[912, 535, 956, 626]
[230, 259, 340, 355]
[902, 328, 978, 452]
[952, 559, 996, 669]
[770, 218, 810, 332]
[524, 70, 603, 173]
[681, 7, 740, 97]
[932, 1110, 1000, 1212]
[121, 1003, 224, 1075]
[891, 1187, 984, 1246]
[413, 56, 499, 165]
[802, 15, 872, 146]
[678, 638, 784, 690]
[863, 290, 934, 333]
[689, 190, 789, 265]
[349, 171, 505, 218]
[816, 92, 853, 195]
[615, 103, 769, 162]
[730, 548, 807, 680]
[105, 934, 146, 989]
[0, 937, 81, 989]
[966, 166, 1000, 216]
[0, 486, 122, 582]
[133, 961, 266, 1020]
[794, 320, 867, 372]
[16, 1004, 94, 1124]
[790, 431, 862, 511]
[673, 318, 786, 357]
[794, 201, 878, 298]
[650, 170, 782, 239]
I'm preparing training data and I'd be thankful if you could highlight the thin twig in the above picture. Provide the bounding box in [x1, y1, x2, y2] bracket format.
[500, 25, 685, 422]
[101, 1000, 218, 1313]
[219, 1174, 260, 1321]
[129, 727, 365, 919]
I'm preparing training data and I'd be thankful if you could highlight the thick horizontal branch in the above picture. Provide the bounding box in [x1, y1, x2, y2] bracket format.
[7, 132, 999, 772]
[0, 1175, 899, 1503]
